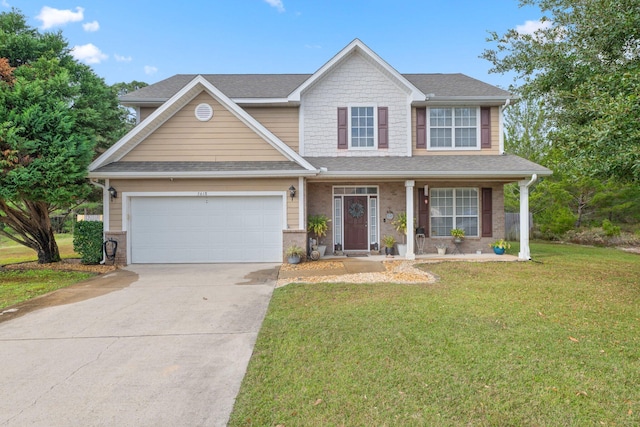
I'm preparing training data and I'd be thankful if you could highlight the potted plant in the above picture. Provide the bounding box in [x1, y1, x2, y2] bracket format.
[285, 244, 305, 264]
[450, 228, 465, 243]
[435, 241, 448, 255]
[307, 214, 331, 257]
[382, 235, 396, 257]
[489, 239, 511, 255]
[392, 212, 415, 257]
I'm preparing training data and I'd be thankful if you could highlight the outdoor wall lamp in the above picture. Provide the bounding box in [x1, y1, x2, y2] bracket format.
[108, 186, 117, 200]
[288, 185, 296, 200]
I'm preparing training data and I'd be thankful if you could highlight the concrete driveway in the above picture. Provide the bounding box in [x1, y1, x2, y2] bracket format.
[0, 263, 278, 427]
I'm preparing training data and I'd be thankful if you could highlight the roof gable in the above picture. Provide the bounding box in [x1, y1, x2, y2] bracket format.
[90, 75, 316, 172]
[288, 39, 425, 102]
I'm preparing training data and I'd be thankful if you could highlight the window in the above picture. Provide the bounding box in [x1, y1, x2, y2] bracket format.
[428, 107, 479, 149]
[430, 188, 478, 236]
[351, 106, 375, 148]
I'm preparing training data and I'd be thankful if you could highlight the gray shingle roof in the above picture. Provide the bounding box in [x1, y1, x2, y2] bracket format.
[305, 155, 551, 178]
[92, 161, 307, 173]
[120, 73, 510, 103]
[88, 155, 550, 179]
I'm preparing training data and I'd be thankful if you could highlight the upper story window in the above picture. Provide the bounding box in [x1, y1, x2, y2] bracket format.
[428, 107, 480, 150]
[351, 106, 375, 148]
[338, 106, 388, 150]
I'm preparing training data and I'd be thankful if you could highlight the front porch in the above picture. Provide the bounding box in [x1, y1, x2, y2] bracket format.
[305, 180, 514, 259]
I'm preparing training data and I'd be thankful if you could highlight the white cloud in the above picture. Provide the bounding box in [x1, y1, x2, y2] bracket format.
[71, 43, 108, 64]
[144, 65, 158, 75]
[114, 54, 132, 62]
[264, 0, 285, 12]
[516, 19, 552, 35]
[2, 1, 10, 8]
[82, 20, 100, 32]
[36, 6, 84, 29]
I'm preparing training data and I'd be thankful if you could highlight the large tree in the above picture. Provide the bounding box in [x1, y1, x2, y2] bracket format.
[0, 10, 125, 263]
[483, 0, 640, 182]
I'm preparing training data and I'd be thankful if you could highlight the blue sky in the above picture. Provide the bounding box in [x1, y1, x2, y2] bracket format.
[7, 1, 547, 89]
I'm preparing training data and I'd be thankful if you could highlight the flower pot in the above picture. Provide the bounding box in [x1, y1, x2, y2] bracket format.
[385, 246, 394, 256]
[287, 255, 301, 264]
[437, 247, 446, 255]
[492, 247, 506, 255]
[397, 243, 407, 257]
[317, 245, 326, 257]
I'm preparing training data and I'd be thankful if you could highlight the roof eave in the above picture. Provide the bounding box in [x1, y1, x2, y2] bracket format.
[416, 95, 514, 107]
[88, 170, 319, 179]
[312, 170, 552, 179]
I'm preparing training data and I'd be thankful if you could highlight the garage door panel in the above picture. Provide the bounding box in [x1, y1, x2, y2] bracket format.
[130, 196, 283, 263]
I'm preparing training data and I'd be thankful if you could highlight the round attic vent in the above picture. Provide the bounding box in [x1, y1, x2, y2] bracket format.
[195, 103, 213, 121]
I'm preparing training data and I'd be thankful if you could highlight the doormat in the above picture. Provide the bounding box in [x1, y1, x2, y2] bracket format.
[346, 253, 369, 257]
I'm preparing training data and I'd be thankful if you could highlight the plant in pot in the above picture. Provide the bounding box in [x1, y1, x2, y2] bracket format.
[382, 235, 396, 257]
[307, 214, 331, 257]
[489, 239, 511, 255]
[435, 241, 448, 255]
[285, 244, 305, 264]
[392, 212, 414, 257]
[450, 228, 465, 243]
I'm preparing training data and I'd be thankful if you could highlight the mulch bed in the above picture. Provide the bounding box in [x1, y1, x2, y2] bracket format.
[3, 259, 118, 274]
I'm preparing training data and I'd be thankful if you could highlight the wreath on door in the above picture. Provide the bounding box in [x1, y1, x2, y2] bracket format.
[348, 201, 365, 218]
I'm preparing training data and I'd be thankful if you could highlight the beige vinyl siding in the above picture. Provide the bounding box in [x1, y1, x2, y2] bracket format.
[121, 92, 288, 162]
[107, 177, 300, 231]
[244, 107, 299, 152]
[411, 106, 500, 155]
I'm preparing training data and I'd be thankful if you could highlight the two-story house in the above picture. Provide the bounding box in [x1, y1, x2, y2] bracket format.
[88, 39, 551, 264]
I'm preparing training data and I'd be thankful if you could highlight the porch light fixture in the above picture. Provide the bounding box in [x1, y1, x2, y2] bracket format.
[108, 186, 117, 200]
[288, 185, 296, 200]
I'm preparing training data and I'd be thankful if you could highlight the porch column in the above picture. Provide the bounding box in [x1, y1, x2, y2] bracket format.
[405, 180, 416, 260]
[518, 174, 537, 260]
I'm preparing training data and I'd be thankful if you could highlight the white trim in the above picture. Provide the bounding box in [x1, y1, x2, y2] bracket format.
[90, 75, 316, 173]
[405, 180, 415, 260]
[298, 176, 305, 231]
[288, 39, 424, 102]
[427, 107, 481, 151]
[122, 190, 287, 265]
[406, 96, 413, 156]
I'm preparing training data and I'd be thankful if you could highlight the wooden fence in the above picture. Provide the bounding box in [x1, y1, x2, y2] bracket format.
[505, 212, 533, 241]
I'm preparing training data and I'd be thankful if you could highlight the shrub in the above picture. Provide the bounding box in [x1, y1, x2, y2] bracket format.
[73, 221, 103, 264]
[602, 219, 621, 237]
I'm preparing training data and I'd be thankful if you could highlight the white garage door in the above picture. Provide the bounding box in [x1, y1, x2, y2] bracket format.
[130, 196, 283, 263]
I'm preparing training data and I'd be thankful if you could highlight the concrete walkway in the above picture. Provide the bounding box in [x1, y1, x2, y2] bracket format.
[0, 263, 278, 427]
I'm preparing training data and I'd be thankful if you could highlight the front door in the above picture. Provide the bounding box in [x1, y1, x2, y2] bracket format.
[344, 196, 368, 250]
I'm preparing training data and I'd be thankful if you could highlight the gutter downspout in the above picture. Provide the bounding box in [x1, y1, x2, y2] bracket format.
[499, 98, 510, 155]
[518, 174, 537, 260]
[90, 179, 109, 264]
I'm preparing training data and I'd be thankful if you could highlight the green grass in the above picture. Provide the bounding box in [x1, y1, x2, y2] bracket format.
[229, 243, 640, 426]
[0, 269, 94, 309]
[0, 233, 78, 265]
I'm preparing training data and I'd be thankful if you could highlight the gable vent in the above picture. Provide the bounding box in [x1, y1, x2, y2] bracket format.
[195, 103, 213, 121]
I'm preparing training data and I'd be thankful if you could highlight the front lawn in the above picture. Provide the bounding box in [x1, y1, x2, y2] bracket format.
[229, 243, 640, 426]
[0, 233, 78, 265]
[0, 269, 94, 309]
